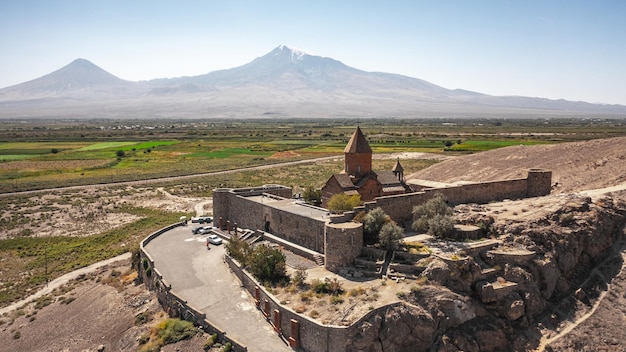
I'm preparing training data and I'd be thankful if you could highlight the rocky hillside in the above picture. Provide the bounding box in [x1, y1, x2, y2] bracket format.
[408, 136, 626, 194]
[347, 194, 626, 351]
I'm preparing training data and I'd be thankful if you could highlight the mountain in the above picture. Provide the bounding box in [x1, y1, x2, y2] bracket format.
[1, 46, 625, 119]
[0, 59, 146, 101]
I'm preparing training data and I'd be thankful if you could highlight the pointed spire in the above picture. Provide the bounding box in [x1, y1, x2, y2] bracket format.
[344, 127, 372, 154]
[392, 157, 404, 182]
[392, 158, 404, 172]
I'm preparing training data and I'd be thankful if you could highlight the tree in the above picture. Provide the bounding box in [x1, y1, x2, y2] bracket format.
[362, 207, 390, 244]
[225, 235, 252, 266]
[302, 186, 321, 205]
[116, 150, 125, 158]
[378, 222, 404, 250]
[50, 148, 59, 154]
[247, 244, 287, 284]
[327, 193, 361, 213]
[412, 193, 456, 238]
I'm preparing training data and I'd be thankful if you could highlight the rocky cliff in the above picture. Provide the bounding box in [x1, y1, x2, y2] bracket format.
[347, 195, 626, 351]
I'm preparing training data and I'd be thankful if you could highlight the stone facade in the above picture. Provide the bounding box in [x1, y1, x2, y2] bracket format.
[321, 127, 410, 206]
[213, 185, 364, 269]
[324, 222, 363, 271]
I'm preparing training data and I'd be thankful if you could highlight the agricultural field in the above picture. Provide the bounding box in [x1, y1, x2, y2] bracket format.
[2, 117, 625, 193]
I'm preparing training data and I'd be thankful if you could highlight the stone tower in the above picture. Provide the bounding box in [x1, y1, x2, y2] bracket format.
[343, 127, 372, 179]
[392, 158, 404, 182]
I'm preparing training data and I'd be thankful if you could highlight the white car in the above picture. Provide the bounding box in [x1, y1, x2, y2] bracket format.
[207, 234, 223, 245]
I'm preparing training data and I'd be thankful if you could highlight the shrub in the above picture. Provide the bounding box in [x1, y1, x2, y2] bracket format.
[309, 310, 320, 318]
[302, 186, 321, 205]
[327, 194, 361, 213]
[135, 311, 151, 326]
[396, 291, 406, 299]
[291, 267, 308, 288]
[223, 342, 233, 352]
[330, 296, 345, 305]
[247, 244, 287, 284]
[311, 277, 344, 296]
[224, 235, 252, 266]
[140, 318, 197, 352]
[348, 286, 366, 297]
[203, 333, 218, 350]
[412, 194, 456, 238]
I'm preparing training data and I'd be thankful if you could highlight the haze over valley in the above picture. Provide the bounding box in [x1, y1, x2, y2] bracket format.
[2, 46, 625, 120]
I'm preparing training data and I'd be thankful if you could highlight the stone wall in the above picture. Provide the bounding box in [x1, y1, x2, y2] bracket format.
[213, 186, 329, 254]
[367, 169, 551, 226]
[213, 185, 292, 231]
[225, 254, 409, 352]
[267, 205, 326, 254]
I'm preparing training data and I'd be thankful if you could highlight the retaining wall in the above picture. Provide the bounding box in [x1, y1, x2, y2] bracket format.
[224, 254, 405, 352]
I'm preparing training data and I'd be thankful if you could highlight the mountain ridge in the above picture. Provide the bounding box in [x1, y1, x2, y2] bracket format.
[1, 45, 625, 119]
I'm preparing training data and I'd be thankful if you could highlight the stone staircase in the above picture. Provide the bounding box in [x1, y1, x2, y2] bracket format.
[313, 254, 325, 266]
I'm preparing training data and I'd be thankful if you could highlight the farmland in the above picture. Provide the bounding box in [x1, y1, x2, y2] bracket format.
[2, 117, 626, 193]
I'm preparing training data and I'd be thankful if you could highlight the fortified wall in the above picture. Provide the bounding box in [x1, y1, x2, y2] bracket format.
[363, 169, 552, 225]
[213, 185, 363, 270]
[213, 169, 551, 272]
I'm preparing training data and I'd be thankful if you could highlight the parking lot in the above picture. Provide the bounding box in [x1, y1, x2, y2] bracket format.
[143, 224, 289, 352]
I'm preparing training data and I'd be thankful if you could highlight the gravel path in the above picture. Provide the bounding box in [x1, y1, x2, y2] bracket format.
[0, 252, 131, 315]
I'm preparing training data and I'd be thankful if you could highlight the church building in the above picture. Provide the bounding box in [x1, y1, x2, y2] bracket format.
[321, 127, 410, 207]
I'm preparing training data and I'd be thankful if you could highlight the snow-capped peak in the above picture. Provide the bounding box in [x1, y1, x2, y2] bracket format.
[276, 45, 311, 61]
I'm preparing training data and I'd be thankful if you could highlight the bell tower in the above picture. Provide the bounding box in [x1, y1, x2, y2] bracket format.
[343, 127, 372, 179]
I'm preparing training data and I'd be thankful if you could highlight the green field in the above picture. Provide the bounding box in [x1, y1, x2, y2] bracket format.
[1, 117, 626, 193]
[447, 139, 548, 152]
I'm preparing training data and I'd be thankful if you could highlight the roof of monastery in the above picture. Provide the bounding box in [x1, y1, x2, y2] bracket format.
[246, 194, 329, 221]
[344, 126, 373, 154]
[377, 170, 403, 186]
[331, 174, 358, 189]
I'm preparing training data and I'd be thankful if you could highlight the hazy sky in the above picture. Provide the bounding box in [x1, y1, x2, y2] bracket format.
[1, 1, 625, 105]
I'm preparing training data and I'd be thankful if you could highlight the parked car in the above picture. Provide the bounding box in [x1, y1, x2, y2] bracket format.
[206, 234, 223, 245]
[191, 216, 213, 224]
[192, 226, 205, 234]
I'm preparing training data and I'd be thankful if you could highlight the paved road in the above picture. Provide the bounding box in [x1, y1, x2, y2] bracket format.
[144, 226, 290, 352]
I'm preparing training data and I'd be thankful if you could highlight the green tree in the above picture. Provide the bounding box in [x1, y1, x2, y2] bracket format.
[247, 244, 287, 283]
[116, 150, 125, 158]
[412, 193, 456, 238]
[327, 193, 361, 213]
[427, 214, 456, 238]
[362, 207, 390, 244]
[378, 222, 404, 250]
[302, 186, 321, 205]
